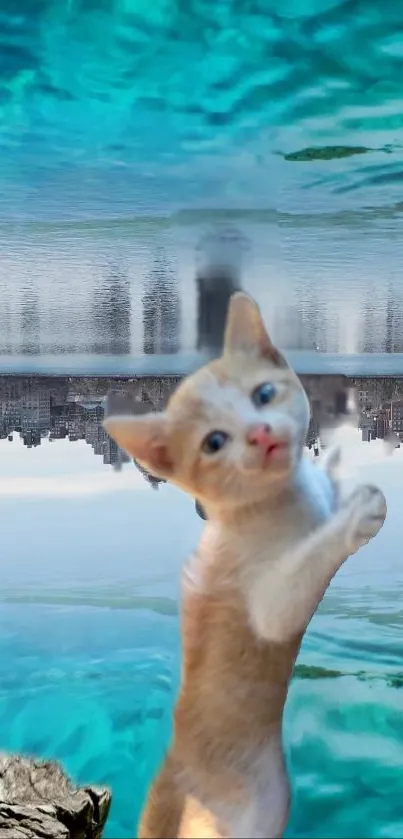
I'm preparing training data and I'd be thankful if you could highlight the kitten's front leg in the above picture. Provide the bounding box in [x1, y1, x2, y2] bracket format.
[247, 484, 387, 643]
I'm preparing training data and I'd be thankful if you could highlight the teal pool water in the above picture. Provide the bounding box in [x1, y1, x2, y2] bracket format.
[2, 593, 403, 839]
[1, 0, 403, 219]
[0, 603, 179, 838]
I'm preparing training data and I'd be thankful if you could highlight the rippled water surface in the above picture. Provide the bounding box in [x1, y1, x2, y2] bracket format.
[1, 375, 403, 837]
[2, 0, 403, 218]
[1, 2, 403, 369]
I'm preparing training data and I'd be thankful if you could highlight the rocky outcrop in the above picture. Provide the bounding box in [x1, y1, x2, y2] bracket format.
[0, 754, 111, 838]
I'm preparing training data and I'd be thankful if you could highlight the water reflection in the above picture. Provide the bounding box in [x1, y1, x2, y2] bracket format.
[1, 1, 403, 220]
[91, 261, 131, 356]
[195, 227, 244, 353]
[20, 283, 41, 356]
[142, 251, 181, 355]
[1, 219, 403, 369]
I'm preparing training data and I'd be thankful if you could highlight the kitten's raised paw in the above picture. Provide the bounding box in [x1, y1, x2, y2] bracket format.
[344, 484, 387, 555]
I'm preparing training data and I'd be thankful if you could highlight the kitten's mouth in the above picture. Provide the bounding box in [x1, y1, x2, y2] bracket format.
[263, 441, 289, 464]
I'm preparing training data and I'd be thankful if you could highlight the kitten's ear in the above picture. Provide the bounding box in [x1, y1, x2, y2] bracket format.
[224, 292, 288, 367]
[103, 413, 174, 479]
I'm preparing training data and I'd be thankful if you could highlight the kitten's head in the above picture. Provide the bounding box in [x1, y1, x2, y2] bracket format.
[104, 293, 310, 513]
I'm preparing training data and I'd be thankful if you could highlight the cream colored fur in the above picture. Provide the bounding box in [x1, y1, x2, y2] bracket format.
[104, 292, 387, 839]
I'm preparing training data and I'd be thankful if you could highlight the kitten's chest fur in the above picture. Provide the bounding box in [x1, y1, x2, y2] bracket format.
[176, 458, 335, 764]
[221, 456, 336, 575]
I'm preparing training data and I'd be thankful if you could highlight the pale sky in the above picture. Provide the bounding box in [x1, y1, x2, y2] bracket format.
[0, 426, 401, 596]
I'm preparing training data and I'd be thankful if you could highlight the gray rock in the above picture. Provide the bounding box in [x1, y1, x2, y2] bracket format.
[0, 754, 111, 839]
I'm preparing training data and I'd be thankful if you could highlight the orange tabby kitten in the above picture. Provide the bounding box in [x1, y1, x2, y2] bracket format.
[104, 293, 386, 839]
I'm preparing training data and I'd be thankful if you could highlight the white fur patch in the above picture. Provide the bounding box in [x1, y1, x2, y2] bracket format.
[181, 524, 218, 596]
[182, 553, 205, 595]
[297, 456, 337, 520]
[245, 458, 337, 643]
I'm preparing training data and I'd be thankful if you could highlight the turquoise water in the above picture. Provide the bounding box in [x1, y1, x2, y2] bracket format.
[2, 594, 403, 838]
[2, 0, 403, 219]
[0, 603, 178, 838]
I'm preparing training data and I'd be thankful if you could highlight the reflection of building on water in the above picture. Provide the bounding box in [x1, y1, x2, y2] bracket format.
[20, 285, 40, 356]
[384, 284, 394, 354]
[270, 305, 315, 351]
[294, 281, 329, 352]
[383, 282, 403, 354]
[195, 227, 247, 353]
[143, 252, 181, 355]
[360, 293, 379, 354]
[196, 272, 240, 353]
[91, 261, 131, 355]
[0, 288, 12, 354]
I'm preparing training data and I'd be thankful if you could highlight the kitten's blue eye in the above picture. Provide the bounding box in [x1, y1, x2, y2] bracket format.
[202, 430, 229, 455]
[252, 382, 276, 407]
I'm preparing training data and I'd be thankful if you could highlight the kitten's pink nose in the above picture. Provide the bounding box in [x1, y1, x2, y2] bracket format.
[247, 423, 272, 448]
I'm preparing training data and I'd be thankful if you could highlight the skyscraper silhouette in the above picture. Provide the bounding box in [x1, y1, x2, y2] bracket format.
[0, 287, 12, 354]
